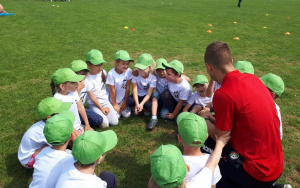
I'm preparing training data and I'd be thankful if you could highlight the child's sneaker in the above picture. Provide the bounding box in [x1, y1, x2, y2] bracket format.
[272, 183, 292, 188]
[147, 119, 158, 130]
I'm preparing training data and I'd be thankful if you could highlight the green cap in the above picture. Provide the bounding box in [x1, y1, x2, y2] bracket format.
[115, 50, 134, 62]
[151, 145, 187, 188]
[134, 53, 154, 70]
[72, 130, 118, 165]
[260, 73, 285, 96]
[70, 60, 90, 72]
[163, 60, 184, 75]
[51, 68, 85, 85]
[36, 97, 72, 119]
[86, 49, 106, 65]
[43, 110, 74, 145]
[234, 61, 254, 74]
[193, 75, 208, 86]
[155, 58, 167, 70]
[177, 112, 208, 147]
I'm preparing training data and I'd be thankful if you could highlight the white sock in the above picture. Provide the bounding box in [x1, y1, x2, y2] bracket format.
[152, 115, 157, 120]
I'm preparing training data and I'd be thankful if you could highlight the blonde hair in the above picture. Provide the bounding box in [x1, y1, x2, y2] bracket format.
[148, 176, 187, 188]
[149, 60, 156, 73]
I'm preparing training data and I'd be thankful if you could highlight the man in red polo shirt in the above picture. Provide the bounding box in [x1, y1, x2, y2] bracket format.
[200, 41, 283, 188]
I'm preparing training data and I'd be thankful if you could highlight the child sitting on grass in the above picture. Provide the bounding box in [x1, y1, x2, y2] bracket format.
[127, 53, 157, 116]
[85, 49, 119, 128]
[161, 60, 192, 120]
[183, 75, 212, 114]
[106, 50, 134, 118]
[51, 68, 93, 136]
[148, 131, 230, 188]
[70, 60, 103, 128]
[18, 97, 72, 168]
[177, 112, 221, 188]
[146, 58, 169, 130]
[260, 73, 285, 140]
[30, 110, 74, 188]
[54, 130, 118, 188]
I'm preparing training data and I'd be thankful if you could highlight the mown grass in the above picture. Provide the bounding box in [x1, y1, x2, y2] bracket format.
[0, 0, 299, 187]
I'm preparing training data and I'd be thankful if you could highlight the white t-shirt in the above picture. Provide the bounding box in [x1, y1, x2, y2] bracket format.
[55, 159, 107, 188]
[156, 76, 168, 94]
[275, 103, 283, 140]
[106, 68, 133, 104]
[86, 70, 108, 106]
[79, 79, 89, 105]
[187, 92, 212, 107]
[54, 92, 81, 130]
[214, 82, 221, 91]
[186, 167, 212, 188]
[132, 74, 157, 96]
[18, 121, 49, 165]
[167, 78, 192, 102]
[29, 147, 72, 188]
[183, 154, 221, 186]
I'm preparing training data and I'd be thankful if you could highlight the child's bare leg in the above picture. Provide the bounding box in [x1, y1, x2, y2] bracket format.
[190, 105, 202, 114]
[151, 97, 158, 116]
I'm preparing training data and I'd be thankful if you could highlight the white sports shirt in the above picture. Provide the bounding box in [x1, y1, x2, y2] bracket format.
[183, 154, 221, 186]
[187, 92, 212, 107]
[55, 158, 107, 188]
[167, 78, 192, 102]
[156, 76, 168, 94]
[132, 73, 157, 96]
[18, 121, 49, 165]
[54, 92, 81, 130]
[86, 70, 109, 106]
[106, 68, 133, 104]
[29, 147, 72, 188]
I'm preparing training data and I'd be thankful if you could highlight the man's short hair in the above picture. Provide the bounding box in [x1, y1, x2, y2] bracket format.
[204, 41, 232, 69]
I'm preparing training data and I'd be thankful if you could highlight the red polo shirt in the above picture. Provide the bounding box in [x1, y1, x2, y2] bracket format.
[213, 70, 283, 182]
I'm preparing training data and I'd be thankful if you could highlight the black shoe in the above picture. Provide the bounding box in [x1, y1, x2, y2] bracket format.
[147, 119, 158, 130]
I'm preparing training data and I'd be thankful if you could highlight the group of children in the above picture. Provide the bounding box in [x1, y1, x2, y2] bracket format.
[17, 48, 286, 187]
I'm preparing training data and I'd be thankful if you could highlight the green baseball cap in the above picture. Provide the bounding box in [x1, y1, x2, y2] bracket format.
[36, 97, 72, 119]
[163, 60, 184, 75]
[72, 130, 118, 165]
[43, 110, 74, 145]
[115, 50, 134, 62]
[193, 75, 208, 86]
[134, 53, 154, 70]
[151, 145, 187, 188]
[155, 58, 167, 70]
[51, 68, 85, 85]
[260, 73, 285, 96]
[70, 60, 90, 73]
[86, 49, 106, 65]
[177, 112, 208, 147]
[234, 61, 254, 74]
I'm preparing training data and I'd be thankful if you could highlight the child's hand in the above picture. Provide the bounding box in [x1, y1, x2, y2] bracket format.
[166, 113, 175, 120]
[101, 107, 110, 116]
[71, 128, 80, 143]
[113, 104, 121, 114]
[85, 125, 94, 131]
[215, 132, 231, 147]
[198, 106, 211, 118]
[120, 101, 127, 110]
[135, 104, 143, 114]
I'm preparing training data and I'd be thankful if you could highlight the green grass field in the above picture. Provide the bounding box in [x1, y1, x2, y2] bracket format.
[0, 0, 299, 187]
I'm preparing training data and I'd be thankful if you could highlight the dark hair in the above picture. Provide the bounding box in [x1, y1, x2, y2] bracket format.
[50, 80, 60, 96]
[204, 41, 232, 70]
[165, 67, 179, 76]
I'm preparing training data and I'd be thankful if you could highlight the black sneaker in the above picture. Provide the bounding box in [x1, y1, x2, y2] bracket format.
[147, 119, 158, 130]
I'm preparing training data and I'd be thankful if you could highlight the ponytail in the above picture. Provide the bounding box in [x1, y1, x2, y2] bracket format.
[101, 70, 106, 83]
[50, 80, 59, 96]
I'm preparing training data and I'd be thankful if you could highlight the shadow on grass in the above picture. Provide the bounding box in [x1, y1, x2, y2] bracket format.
[104, 150, 150, 188]
[4, 153, 32, 188]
